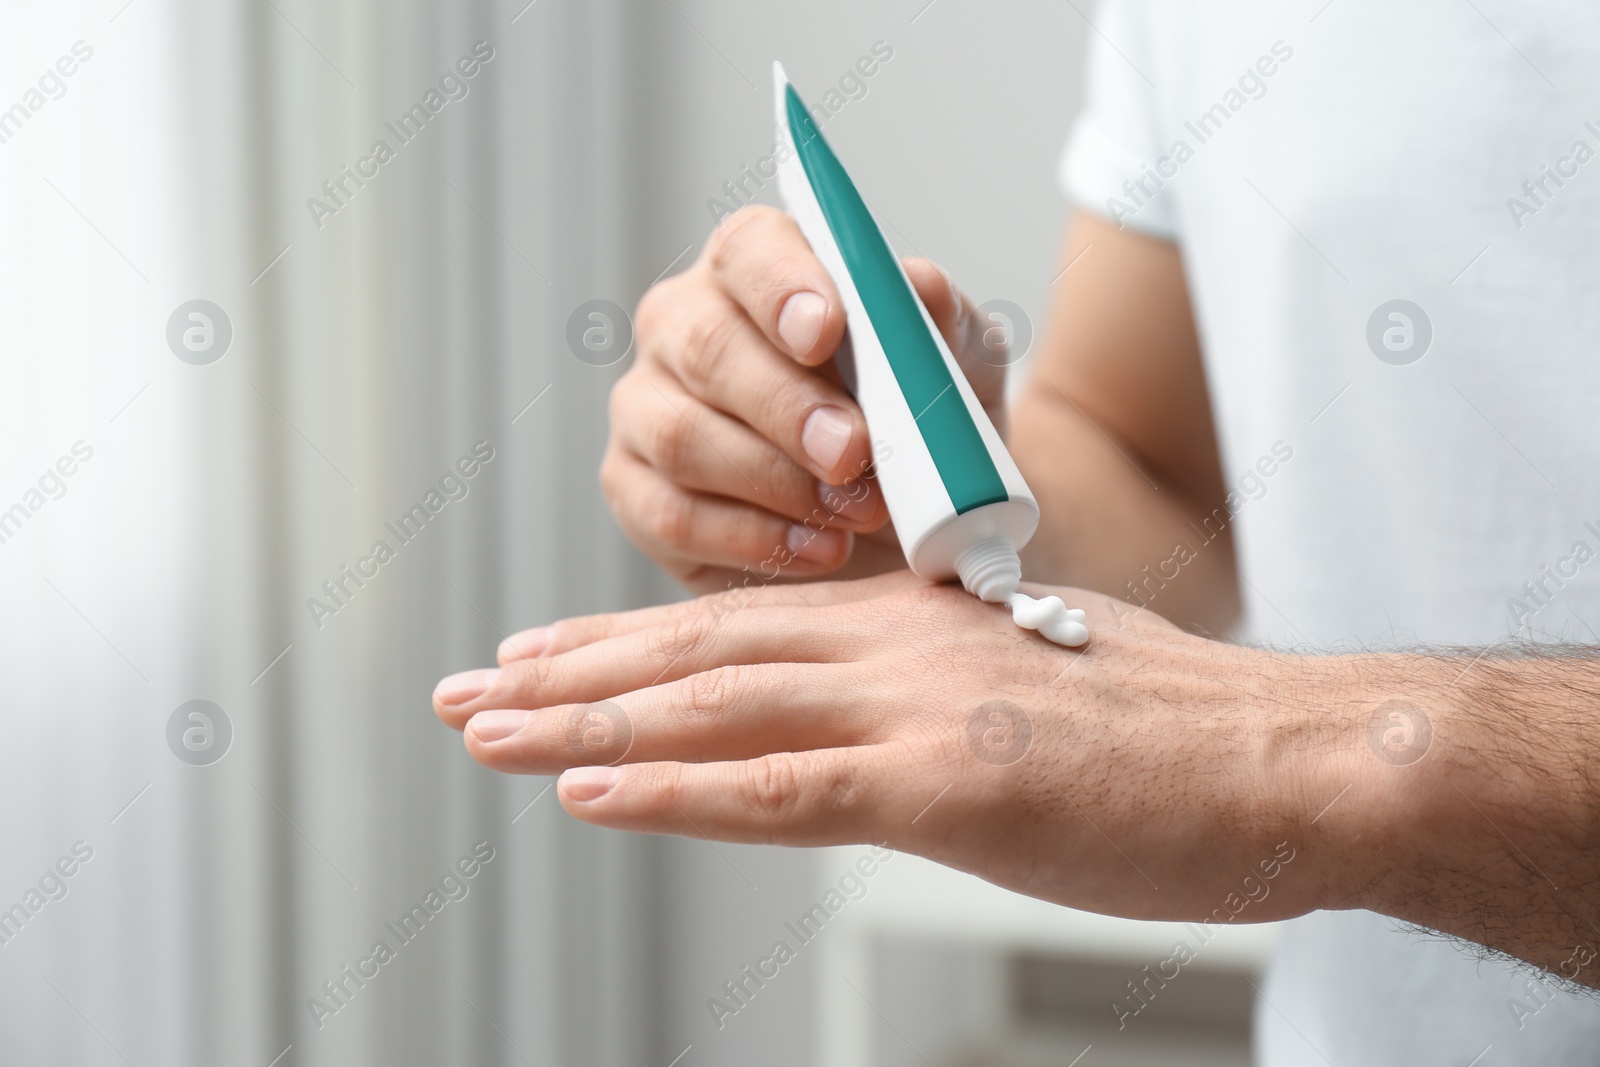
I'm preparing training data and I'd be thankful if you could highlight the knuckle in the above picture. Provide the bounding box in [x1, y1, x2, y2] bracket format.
[633, 275, 680, 346]
[735, 515, 789, 575]
[643, 479, 700, 556]
[757, 452, 811, 512]
[682, 663, 741, 719]
[741, 751, 861, 830]
[760, 373, 824, 442]
[752, 274, 812, 335]
[707, 205, 780, 273]
[643, 611, 717, 672]
[643, 403, 696, 474]
[679, 310, 743, 391]
[744, 751, 803, 820]
[542, 617, 589, 655]
[653, 761, 690, 813]
[502, 653, 555, 699]
[813, 758, 863, 821]
[649, 485, 699, 553]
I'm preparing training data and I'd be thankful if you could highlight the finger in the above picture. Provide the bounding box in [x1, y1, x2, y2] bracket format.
[462, 662, 878, 772]
[664, 290, 872, 484]
[903, 256, 970, 348]
[901, 257, 1006, 412]
[442, 601, 874, 729]
[706, 205, 847, 366]
[557, 746, 900, 847]
[614, 373, 886, 533]
[602, 451, 854, 576]
[492, 569, 928, 666]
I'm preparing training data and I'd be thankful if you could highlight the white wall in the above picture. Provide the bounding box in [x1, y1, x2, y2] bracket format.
[0, 1, 661, 1063]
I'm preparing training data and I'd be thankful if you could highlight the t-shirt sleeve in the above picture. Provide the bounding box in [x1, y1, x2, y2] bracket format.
[1058, 0, 1177, 238]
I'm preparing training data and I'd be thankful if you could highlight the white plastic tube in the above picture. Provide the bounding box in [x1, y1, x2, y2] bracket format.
[772, 63, 1086, 647]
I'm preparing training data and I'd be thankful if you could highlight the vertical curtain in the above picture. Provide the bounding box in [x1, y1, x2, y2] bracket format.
[0, 0, 665, 1063]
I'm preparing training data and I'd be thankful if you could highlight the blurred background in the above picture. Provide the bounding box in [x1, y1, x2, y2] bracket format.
[0, 1, 1274, 1063]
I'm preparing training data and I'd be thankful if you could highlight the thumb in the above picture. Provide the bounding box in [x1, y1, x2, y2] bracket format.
[901, 257, 1008, 427]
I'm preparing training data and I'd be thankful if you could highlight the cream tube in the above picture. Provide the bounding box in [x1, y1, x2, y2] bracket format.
[772, 63, 1086, 647]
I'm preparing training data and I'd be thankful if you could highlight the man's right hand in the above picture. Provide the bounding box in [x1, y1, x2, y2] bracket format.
[603, 205, 1005, 593]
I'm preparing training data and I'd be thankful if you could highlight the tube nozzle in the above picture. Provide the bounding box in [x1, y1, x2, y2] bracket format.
[954, 535, 1022, 603]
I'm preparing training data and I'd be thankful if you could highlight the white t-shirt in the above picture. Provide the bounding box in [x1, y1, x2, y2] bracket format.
[1060, 1, 1600, 1063]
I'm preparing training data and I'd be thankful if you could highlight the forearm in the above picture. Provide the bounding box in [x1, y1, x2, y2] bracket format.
[1288, 647, 1600, 986]
[1010, 382, 1240, 635]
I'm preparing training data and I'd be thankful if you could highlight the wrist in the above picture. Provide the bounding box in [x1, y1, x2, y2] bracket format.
[1248, 650, 1463, 919]
[1274, 650, 1599, 938]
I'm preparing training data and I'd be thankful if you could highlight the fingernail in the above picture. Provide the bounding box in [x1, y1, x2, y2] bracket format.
[787, 523, 847, 565]
[818, 482, 878, 525]
[498, 627, 551, 662]
[777, 290, 827, 357]
[467, 708, 528, 744]
[562, 765, 621, 802]
[802, 406, 853, 473]
[435, 668, 499, 706]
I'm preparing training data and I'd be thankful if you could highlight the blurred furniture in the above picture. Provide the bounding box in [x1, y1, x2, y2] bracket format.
[816, 849, 1283, 1067]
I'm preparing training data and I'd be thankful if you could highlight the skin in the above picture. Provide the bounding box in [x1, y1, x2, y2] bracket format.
[435, 208, 1600, 987]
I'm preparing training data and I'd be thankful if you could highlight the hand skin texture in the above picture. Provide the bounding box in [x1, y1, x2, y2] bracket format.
[434, 572, 1600, 989]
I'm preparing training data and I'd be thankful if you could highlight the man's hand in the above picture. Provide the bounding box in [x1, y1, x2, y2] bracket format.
[434, 574, 1600, 985]
[432, 573, 1326, 925]
[604, 205, 1008, 594]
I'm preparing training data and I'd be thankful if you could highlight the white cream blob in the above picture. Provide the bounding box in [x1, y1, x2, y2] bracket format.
[953, 535, 1090, 648]
[1005, 591, 1090, 647]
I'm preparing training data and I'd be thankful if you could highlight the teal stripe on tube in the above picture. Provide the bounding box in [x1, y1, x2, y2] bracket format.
[785, 84, 1008, 514]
